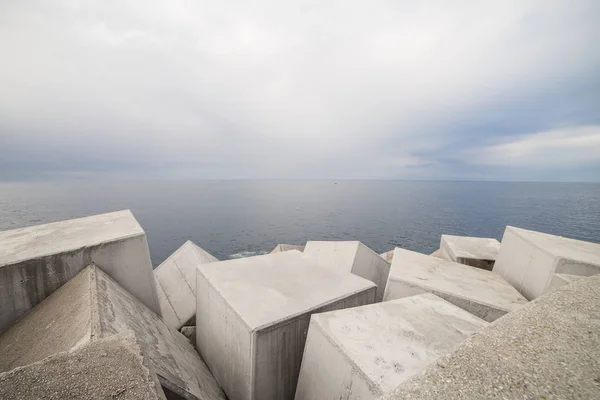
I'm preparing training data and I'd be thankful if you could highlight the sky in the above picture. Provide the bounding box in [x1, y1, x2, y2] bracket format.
[0, 0, 599, 181]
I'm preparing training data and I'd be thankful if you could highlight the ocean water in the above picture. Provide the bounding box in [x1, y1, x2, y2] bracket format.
[0, 180, 599, 267]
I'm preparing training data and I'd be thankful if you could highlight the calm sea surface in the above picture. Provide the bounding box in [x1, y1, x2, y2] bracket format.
[0, 180, 599, 267]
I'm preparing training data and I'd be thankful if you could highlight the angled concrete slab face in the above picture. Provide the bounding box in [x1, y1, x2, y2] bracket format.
[383, 248, 527, 322]
[493, 226, 600, 300]
[379, 275, 600, 400]
[0, 265, 225, 400]
[196, 250, 377, 400]
[271, 244, 306, 253]
[0, 210, 159, 333]
[440, 235, 500, 271]
[0, 331, 167, 400]
[548, 273, 586, 292]
[295, 294, 488, 400]
[155, 241, 218, 330]
[380, 249, 394, 263]
[304, 241, 390, 302]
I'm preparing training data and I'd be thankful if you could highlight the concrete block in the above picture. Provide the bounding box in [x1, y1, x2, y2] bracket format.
[0, 210, 159, 333]
[304, 241, 390, 302]
[196, 250, 377, 400]
[493, 226, 600, 300]
[380, 250, 394, 263]
[383, 248, 527, 322]
[271, 244, 305, 253]
[547, 273, 586, 292]
[379, 275, 600, 400]
[440, 235, 500, 270]
[155, 241, 218, 330]
[295, 294, 488, 400]
[0, 331, 167, 400]
[180, 326, 197, 349]
[0, 265, 225, 400]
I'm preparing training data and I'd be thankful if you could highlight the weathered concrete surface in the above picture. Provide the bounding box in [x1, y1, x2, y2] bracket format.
[429, 249, 443, 259]
[547, 273, 586, 292]
[0, 210, 160, 333]
[155, 241, 218, 330]
[196, 250, 377, 400]
[304, 241, 390, 302]
[381, 249, 443, 263]
[379, 275, 600, 400]
[383, 248, 527, 322]
[440, 234, 500, 271]
[180, 326, 197, 349]
[0, 265, 225, 400]
[295, 294, 488, 400]
[493, 226, 600, 300]
[0, 331, 167, 400]
[271, 244, 305, 253]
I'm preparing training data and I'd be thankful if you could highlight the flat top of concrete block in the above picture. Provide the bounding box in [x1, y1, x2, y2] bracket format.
[0, 332, 166, 400]
[390, 248, 527, 312]
[271, 243, 305, 253]
[197, 250, 376, 330]
[313, 293, 487, 392]
[0, 210, 144, 266]
[303, 241, 362, 271]
[506, 226, 600, 265]
[441, 235, 500, 260]
[379, 275, 600, 400]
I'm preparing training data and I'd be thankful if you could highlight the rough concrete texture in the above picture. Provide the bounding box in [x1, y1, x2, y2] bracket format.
[295, 294, 488, 400]
[440, 234, 500, 271]
[382, 249, 443, 263]
[180, 326, 197, 349]
[304, 241, 390, 302]
[0, 331, 167, 400]
[155, 241, 218, 330]
[383, 248, 527, 322]
[271, 244, 306, 253]
[493, 226, 600, 300]
[196, 250, 377, 400]
[0, 265, 225, 400]
[379, 275, 600, 400]
[547, 273, 586, 292]
[0, 210, 160, 333]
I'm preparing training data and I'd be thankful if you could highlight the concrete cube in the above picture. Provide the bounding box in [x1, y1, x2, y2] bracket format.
[439, 235, 500, 270]
[0, 210, 159, 333]
[548, 273, 586, 292]
[155, 241, 218, 330]
[196, 250, 377, 400]
[304, 241, 390, 302]
[0, 265, 225, 400]
[381, 248, 443, 264]
[0, 331, 167, 400]
[295, 293, 488, 400]
[271, 244, 305, 253]
[383, 248, 527, 322]
[493, 226, 600, 300]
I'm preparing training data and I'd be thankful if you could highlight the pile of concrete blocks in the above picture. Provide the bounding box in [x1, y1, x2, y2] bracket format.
[493, 226, 600, 300]
[380, 275, 600, 399]
[303, 241, 390, 302]
[0, 210, 160, 333]
[383, 248, 528, 322]
[196, 250, 377, 400]
[295, 294, 488, 400]
[438, 234, 500, 270]
[154, 240, 219, 330]
[271, 243, 305, 253]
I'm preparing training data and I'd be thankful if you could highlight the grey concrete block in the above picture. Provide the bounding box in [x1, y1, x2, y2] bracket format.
[440, 235, 500, 271]
[304, 241, 391, 302]
[493, 226, 600, 300]
[383, 248, 527, 322]
[379, 275, 600, 400]
[0, 265, 225, 400]
[155, 241, 218, 330]
[295, 294, 488, 400]
[196, 250, 377, 400]
[271, 244, 305, 253]
[0, 210, 159, 333]
[547, 273, 586, 292]
[0, 331, 167, 400]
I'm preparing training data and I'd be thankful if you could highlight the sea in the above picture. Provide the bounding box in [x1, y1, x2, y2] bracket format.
[1, 180, 599, 267]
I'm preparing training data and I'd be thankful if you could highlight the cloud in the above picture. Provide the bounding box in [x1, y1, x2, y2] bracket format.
[0, 0, 599, 180]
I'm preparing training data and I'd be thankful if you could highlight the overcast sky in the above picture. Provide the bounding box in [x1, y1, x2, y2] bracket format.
[1, 0, 599, 181]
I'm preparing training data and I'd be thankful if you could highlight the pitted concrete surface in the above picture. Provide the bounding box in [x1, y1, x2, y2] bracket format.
[379, 275, 600, 400]
[0, 331, 166, 400]
[155, 241, 218, 329]
[271, 244, 305, 253]
[295, 294, 487, 400]
[384, 248, 527, 322]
